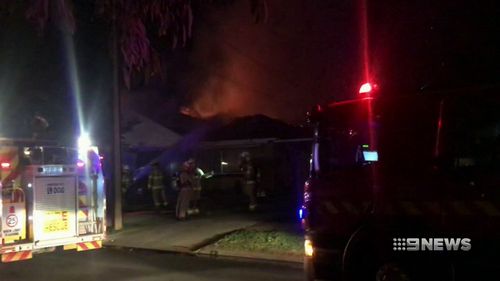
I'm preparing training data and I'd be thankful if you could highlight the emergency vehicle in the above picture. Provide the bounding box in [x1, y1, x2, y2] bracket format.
[303, 84, 500, 280]
[0, 137, 106, 263]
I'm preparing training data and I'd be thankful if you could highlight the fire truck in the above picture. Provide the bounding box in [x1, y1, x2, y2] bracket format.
[0, 137, 106, 263]
[303, 84, 500, 280]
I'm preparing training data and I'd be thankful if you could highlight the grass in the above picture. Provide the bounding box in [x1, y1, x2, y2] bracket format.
[212, 229, 303, 255]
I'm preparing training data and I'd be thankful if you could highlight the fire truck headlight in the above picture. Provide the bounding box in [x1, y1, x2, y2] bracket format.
[78, 133, 92, 150]
[78, 132, 92, 161]
[305, 239, 314, 257]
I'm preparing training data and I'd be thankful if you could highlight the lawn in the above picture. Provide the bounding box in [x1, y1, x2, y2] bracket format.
[212, 229, 303, 255]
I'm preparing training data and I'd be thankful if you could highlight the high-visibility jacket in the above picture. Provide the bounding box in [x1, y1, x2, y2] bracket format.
[148, 170, 164, 190]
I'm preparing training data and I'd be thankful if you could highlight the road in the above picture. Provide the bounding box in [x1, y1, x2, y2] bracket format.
[0, 248, 303, 281]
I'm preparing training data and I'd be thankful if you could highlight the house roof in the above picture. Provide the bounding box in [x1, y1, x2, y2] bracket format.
[122, 110, 181, 148]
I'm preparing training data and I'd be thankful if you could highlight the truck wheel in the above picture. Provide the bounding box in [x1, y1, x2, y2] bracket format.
[345, 250, 455, 281]
[304, 256, 315, 281]
[376, 260, 455, 281]
[375, 263, 411, 281]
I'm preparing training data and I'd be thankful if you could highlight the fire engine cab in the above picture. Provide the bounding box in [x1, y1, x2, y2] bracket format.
[303, 85, 500, 280]
[0, 137, 106, 262]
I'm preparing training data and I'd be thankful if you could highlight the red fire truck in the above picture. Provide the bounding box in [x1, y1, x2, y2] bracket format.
[0, 137, 106, 262]
[303, 84, 500, 280]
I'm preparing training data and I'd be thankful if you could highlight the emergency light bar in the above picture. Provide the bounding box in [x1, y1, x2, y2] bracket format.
[77, 133, 92, 162]
[77, 160, 85, 168]
[359, 82, 378, 94]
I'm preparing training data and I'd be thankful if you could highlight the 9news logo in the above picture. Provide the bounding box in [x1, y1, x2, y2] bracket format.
[393, 238, 471, 251]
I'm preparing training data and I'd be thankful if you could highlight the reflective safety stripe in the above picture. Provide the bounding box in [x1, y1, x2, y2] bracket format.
[400, 201, 423, 216]
[474, 201, 500, 217]
[324, 202, 339, 215]
[78, 209, 89, 220]
[341, 202, 359, 215]
[64, 244, 77, 250]
[79, 197, 88, 207]
[422, 201, 440, 214]
[450, 201, 473, 216]
[0, 247, 16, 254]
[76, 241, 102, 251]
[319, 200, 500, 217]
[1, 251, 32, 263]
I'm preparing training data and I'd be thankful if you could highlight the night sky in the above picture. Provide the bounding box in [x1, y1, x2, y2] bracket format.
[131, 0, 500, 123]
[0, 0, 499, 144]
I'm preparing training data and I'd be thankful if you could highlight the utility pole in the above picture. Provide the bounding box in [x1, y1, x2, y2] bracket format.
[112, 0, 123, 230]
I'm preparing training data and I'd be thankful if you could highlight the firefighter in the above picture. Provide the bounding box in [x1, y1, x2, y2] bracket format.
[240, 152, 257, 211]
[169, 162, 180, 191]
[188, 158, 202, 215]
[121, 165, 132, 208]
[147, 162, 168, 211]
[176, 161, 193, 220]
[255, 163, 265, 198]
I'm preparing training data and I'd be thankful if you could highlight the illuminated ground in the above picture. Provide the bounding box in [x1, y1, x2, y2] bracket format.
[0, 248, 303, 281]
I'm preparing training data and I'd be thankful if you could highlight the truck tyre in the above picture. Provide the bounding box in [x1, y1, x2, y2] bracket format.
[345, 248, 455, 281]
[304, 256, 315, 281]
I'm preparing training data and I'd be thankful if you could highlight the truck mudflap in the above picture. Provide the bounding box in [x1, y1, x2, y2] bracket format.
[76, 240, 102, 251]
[1, 235, 104, 262]
[0, 242, 34, 263]
[1, 250, 32, 263]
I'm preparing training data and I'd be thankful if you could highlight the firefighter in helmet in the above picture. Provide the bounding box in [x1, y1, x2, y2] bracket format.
[148, 162, 168, 211]
[239, 151, 257, 211]
[121, 165, 132, 208]
[187, 158, 203, 215]
[176, 160, 194, 220]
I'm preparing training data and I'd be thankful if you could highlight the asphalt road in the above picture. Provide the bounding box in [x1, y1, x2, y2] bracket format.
[0, 248, 304, 281]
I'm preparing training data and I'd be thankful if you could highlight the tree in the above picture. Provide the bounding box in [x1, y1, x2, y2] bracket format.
[25, 0, 269, 89]
[19, 0, 267, 230]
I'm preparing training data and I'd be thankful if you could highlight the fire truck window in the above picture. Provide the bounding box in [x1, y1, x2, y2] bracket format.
[67, 149, 78, 164]
[318, 101, 373, 174]
[442, 95, 500, 172]
[27, 147, 43, 164]
[318, 127, 370, 172]
[43, 147, 78, 165]
[377, 97, 439, 173]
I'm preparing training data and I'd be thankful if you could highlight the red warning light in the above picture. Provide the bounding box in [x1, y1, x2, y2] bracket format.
[359, 82, 374, 94]
[1, 162, 11, 169]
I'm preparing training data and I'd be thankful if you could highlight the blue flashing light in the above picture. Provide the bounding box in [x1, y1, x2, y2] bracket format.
[298, 207, 308, 220]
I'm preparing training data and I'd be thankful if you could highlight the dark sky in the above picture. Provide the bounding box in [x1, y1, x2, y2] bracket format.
[1, 0, 499, 143]
[136, 0, 500, 123]
[153, 0, 362, 123]
[369, 0, 500, 93]
[0, 1, 112, 145]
